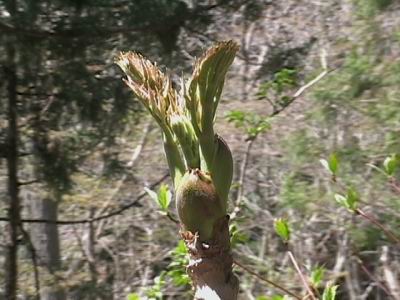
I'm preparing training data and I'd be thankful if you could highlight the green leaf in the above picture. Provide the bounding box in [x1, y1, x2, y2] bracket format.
[157, 184, 172, 211]
[311, 265, 325, 287]
[322, 282, 338, 300]
[225, 110, 246, 128]
[167, 241, 190, 287]
[274, 218, 291, 243]
[320, 153, 338, 175]
[328, 153, 338, 175]
[145, 185, 171, 212]
[230, 223, 249, 248]
[127, 293, 140, 300]
[335, 188, 358, 211]
[346, 187, 359, 210]
[383, 155, 398, 176]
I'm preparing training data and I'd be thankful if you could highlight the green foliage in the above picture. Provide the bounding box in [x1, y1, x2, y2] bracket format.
[127, 293, 140, 300]
[230, 223, 249, 248]
[274, 218, 291, 243]
[320, 153, 339, 176]
[383, 154, 400, 176]
[144, 184, 172, 212]
[126, 241, 190, 299]
[146, 273, 166, 300]
[310, 265, 325, 287]
[334, 188, 359, 212]
[166, 240, 190, 287]
[225, 110, 271, 139]
[257, 68, 297, 97]
[322, 282, 338, 300]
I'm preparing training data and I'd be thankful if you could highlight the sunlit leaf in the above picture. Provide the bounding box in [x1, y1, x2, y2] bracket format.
[322, 282, 338, 300]
[157, 184, 172, 211]
[383, 155, 398, 176]
[274, 218, 291, 243]
[127, 293, 140, 300]
[311, 265, 325, 287]
[328, 153, 338, 175]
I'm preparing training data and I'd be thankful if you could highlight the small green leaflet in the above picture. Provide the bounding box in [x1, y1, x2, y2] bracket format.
[311, 265, 325, 287]
[145, 184, 172, 212]
[383, 154, 399, 176]
[274, 218, 291, 243]
[322, 282, 338, 300]
[126, 293, 140, 300]
[334, 188, 359, 211]
[157, 184, 172, 211]
[320, 153, 338, 175]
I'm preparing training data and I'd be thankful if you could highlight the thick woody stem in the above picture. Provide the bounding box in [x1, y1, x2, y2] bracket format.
[181, 216, 239, 300]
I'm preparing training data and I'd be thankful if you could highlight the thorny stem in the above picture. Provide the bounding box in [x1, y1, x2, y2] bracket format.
[287, 251, 317, 300]
[233, 259, 302, 300]
[355, 209, 400, 245]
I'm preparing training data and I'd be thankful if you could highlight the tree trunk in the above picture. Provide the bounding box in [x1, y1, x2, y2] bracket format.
[28, 192, 66, 300]
[4, 2, 20, 296]
[182, 216, 239, 300]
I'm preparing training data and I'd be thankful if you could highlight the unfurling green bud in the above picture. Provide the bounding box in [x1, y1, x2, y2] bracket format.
[176, 169, 226, 240]
[210, 135, 233, 208]
[169, 114, 200, 169]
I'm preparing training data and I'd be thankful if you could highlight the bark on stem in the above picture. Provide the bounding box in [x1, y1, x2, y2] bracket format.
[181, 216, 239, 300]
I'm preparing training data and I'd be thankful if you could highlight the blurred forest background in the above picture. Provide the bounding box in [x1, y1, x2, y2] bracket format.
[1, 0, 399, 299]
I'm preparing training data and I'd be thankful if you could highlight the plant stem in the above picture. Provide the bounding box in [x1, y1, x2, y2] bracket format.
[287, 251, 317, 300]
[355, 256, 392, 296]
[355, 208, 400, 245]
[230, 138, 254, 220]
[233, 259, 302, 300]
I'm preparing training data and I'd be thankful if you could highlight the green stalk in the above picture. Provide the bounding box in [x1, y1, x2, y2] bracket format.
[162, 128, 185, 190]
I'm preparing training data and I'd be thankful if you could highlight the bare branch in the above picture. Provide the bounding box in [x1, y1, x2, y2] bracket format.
[233, 259, 302, 300]
[0, 173, 169, 225]
[287, 251, 317, 300]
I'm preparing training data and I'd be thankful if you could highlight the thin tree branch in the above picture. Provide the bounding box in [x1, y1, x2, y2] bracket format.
[230, 139, 254, 220]
[17, 179, 39, 186]
[287, 251, 317, 300]
[355, 208, 400, 245]
[388, 177, 400, 195]
[270, 68, 333, 117]
[355, 256, 392, 297]
[230, 52, 333, 221]
[166, 212, 179, 224]
[95, 122, 152, 237]
[0, 173, 169, 225]
[233, 259, 302, 300]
